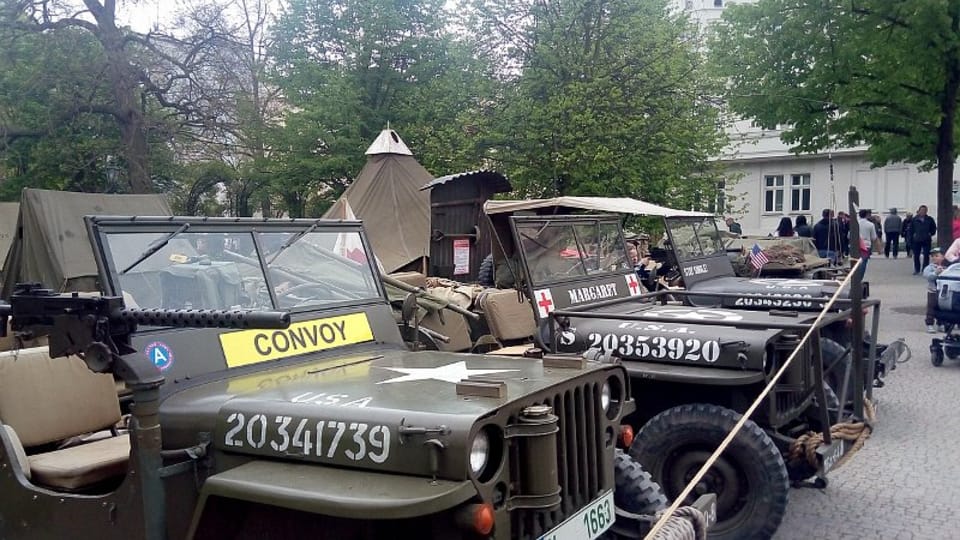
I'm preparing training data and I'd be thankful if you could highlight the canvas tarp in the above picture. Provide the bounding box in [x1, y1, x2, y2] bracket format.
[0, 202, 19, 276]
[2, 189, 172, 298]
[324, 129, 431, 273]
[483, 196, 710, 217]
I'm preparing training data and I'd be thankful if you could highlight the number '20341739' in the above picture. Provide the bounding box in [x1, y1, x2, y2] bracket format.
[587, 333, 720, 362]
[224, 412, 390, 463]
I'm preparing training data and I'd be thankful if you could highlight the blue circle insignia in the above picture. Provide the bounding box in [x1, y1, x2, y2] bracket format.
[145, 341, 174, 371]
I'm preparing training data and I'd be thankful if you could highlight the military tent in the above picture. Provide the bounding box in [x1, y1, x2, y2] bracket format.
[2, 189, 172, 298]
[0, 202, 19, 282]
[324, 129, 431, 273]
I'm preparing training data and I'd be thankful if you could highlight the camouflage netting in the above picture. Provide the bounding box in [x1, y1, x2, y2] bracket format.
[763, 244, 806, 266]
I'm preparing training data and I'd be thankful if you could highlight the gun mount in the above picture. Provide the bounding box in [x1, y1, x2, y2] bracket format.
[0, 282, 290, 384]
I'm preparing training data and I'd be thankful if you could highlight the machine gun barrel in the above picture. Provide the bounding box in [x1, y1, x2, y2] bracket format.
[120, 308, 290, 329]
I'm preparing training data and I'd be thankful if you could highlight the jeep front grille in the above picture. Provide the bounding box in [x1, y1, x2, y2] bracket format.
[510, 382, 606, 539]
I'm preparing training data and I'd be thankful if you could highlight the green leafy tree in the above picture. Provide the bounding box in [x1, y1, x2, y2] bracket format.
[267, 0, 495, 216]
[0, 0, 246, 195]
[468, 0, 728, 208]
[711, 0, 960, 246]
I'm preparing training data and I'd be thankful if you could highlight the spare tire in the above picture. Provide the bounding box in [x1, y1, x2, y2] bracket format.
[477, 254, 495, 287]
[629, 403, 788, 540]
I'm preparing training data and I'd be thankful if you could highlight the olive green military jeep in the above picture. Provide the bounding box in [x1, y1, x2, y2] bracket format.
[0, 216, 643, 540]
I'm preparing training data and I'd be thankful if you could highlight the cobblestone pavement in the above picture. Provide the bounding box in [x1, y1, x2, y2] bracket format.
[774, 256, 959, 540]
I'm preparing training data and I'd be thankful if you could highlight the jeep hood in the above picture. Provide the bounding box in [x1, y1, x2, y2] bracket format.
[159, 347, 610, 479]
[689, 276, 846, 309]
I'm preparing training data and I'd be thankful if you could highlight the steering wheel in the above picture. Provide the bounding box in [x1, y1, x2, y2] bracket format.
[274, 282, 335, 307]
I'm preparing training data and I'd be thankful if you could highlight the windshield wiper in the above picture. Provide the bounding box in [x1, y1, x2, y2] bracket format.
[266, 222, 320, 264]
[120, 223, 191, 275]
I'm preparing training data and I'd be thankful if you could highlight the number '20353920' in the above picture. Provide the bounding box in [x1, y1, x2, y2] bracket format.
[587, 333, 721, 363]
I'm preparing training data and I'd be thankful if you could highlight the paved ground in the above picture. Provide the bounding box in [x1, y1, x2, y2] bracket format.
[774, 255, 959, 539]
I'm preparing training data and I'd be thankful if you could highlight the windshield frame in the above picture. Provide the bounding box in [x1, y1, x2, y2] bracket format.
[509, 214, 631, 288]
[85, 216, 388, 315]
[662, 216, 727, 263]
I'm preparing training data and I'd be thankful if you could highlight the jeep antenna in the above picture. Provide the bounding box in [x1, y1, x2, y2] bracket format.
[828, 152, 841, 259]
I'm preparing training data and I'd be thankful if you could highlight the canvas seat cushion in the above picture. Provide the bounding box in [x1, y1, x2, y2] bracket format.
[27, 434, 130, 490]
[479, 289, 536, 342]
[0, 348, 120, 447]
[0, 347, 128, 490]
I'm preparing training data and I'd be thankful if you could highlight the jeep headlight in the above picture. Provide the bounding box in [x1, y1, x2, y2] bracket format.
[469, 430, 490, 476]
[601, 382, 612, 411]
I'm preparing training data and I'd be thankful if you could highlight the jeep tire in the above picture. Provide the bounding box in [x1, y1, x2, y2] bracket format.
[629, 403, 789, 540]
[613, 449, 668, 515]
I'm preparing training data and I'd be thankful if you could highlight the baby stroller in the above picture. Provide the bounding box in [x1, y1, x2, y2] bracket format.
[931, 264, 960, 366]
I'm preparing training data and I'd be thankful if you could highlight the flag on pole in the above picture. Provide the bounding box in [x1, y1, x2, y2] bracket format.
[750, 243, 769, 270]
[332, 200, 384, 273]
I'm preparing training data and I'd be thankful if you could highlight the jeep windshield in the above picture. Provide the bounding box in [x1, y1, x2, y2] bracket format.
[664, 216, 726, 262]
[513, 216, 630, 285]
[97, 220, 382, 312]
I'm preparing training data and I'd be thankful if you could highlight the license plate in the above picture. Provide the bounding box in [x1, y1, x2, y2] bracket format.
[539, 490, 615, 540]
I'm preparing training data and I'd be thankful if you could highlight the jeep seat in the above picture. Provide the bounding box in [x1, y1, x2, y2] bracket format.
[0, 347, 129, 490]
[478, 289, 536, 342]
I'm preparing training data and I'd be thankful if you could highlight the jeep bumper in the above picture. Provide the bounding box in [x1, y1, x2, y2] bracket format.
[187, 460, 476, 538]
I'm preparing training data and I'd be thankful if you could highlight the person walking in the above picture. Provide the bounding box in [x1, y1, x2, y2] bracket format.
[910, 205, 937, 274]
[838, 212, 851, 257]
[923, 248, 945, 332]
[795, 215, 812, 238]
[883, 208, 903, 258]
[903, 212, 914, 256]
[857, 209, 878, 278]
[868, 214, 883, 253]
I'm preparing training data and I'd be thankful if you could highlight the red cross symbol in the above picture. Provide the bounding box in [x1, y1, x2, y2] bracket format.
[535, 290, 554, 317]
[625, 274, 640, 296]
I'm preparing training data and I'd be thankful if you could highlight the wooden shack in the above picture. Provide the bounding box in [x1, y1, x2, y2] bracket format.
[421, 170, 512, 281]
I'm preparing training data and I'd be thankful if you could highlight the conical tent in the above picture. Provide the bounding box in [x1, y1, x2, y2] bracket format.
[325, 129, 431, 273]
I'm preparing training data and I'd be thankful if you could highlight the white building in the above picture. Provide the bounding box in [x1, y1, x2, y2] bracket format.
[676, 0, 940, 236]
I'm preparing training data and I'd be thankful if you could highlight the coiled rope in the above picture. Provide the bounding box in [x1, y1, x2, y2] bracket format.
[650, 506, 709, 540]
[787, 397, 876, 472]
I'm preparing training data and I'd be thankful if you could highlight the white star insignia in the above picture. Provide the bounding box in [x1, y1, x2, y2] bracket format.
[376, 361, 519, 385]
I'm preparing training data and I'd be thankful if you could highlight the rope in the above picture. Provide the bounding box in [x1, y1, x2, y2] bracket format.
[787, 397, 876, 472]
[644, 257, 864, 539]
[651, 506, 708, 540]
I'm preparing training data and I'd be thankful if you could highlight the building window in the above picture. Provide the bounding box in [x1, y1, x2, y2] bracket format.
[790, 173, 811, 212]
[764, 175, 784, 213]
[714, 0, 723, 6]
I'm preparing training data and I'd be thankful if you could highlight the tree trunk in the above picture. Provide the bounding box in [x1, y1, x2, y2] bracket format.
[86, 1, 153, 193]
[937, 7, 960, 249]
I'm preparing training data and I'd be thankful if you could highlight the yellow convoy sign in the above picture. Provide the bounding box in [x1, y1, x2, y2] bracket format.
[219, 313, 374, 368]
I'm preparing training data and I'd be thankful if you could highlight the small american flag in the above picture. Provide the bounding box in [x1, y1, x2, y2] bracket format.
[750, 243, 769, 270]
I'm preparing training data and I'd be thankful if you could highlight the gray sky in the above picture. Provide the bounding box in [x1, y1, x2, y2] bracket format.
[116, 0, 165, 32]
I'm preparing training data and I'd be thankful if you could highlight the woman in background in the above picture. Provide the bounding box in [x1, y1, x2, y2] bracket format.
[775, 216, 795, 237]
[794, 215, 812, 238]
